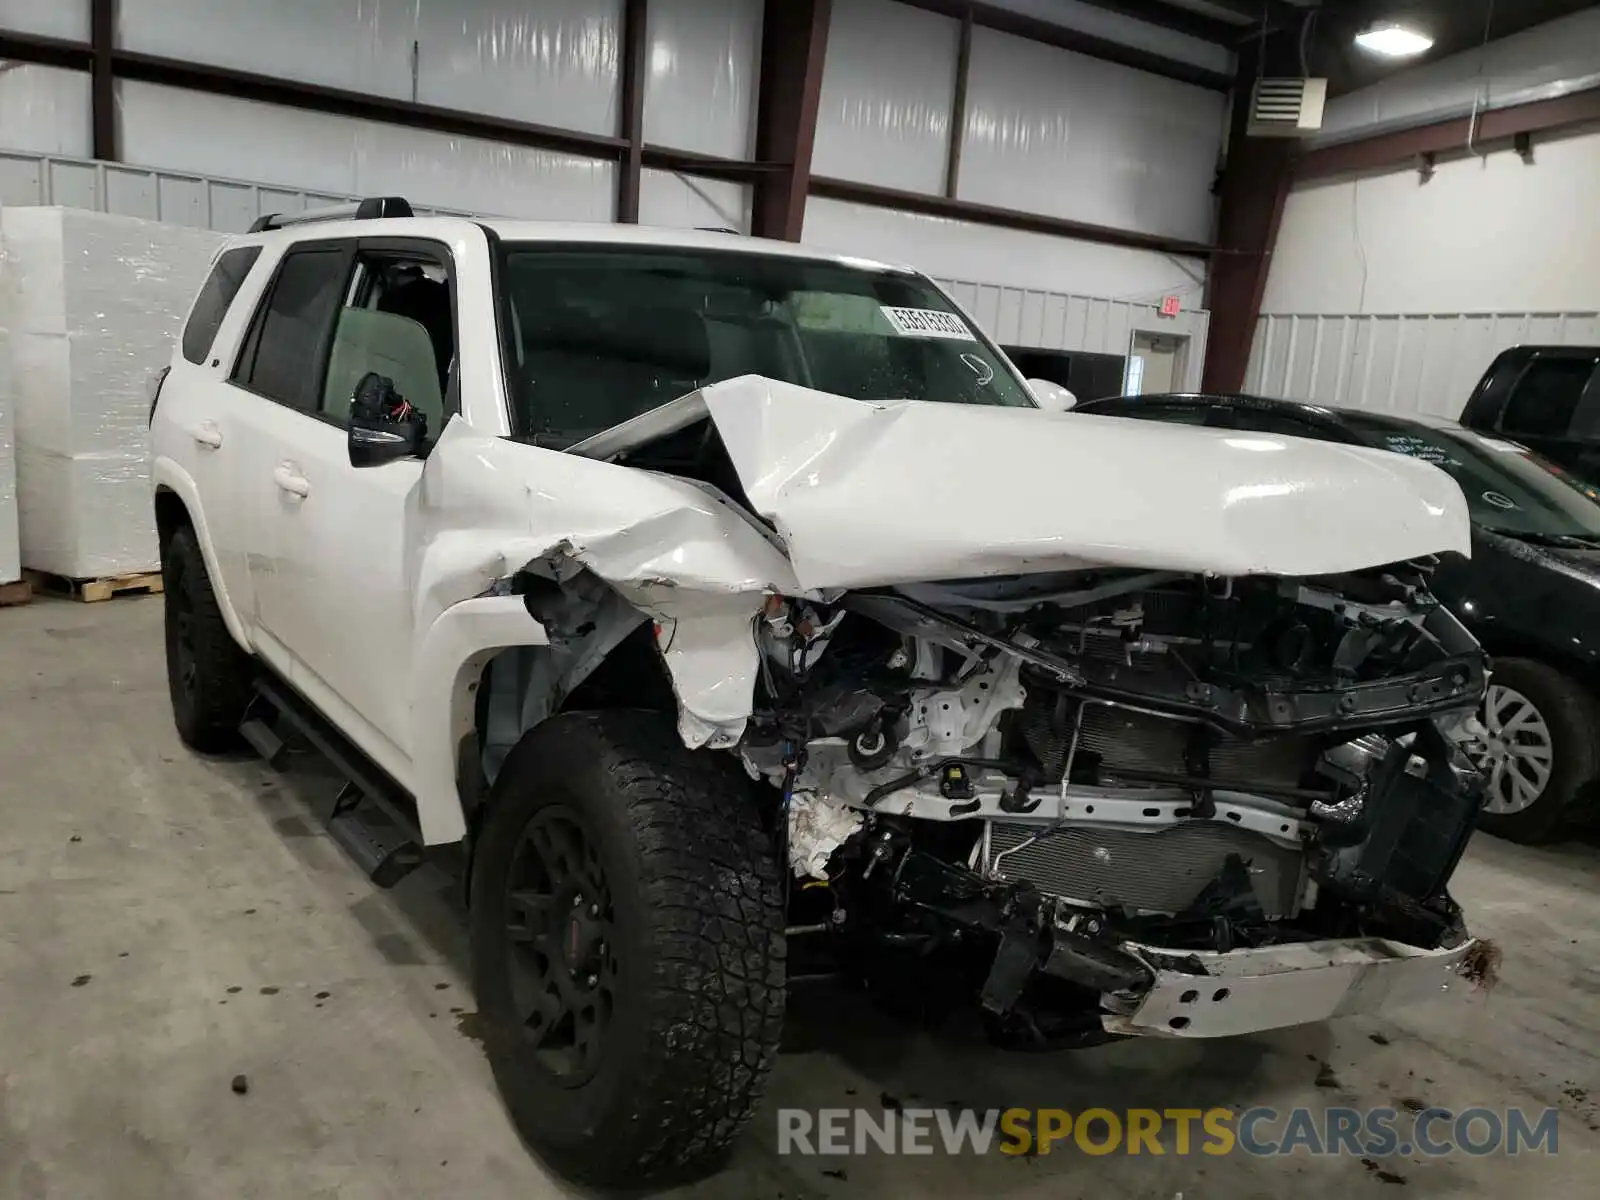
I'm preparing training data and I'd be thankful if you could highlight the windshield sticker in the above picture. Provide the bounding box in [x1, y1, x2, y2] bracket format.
[880, 306, 975, 340]
[1482, 491, 1519, 511]
[1380, 434, 1461, 468]
[1473, 435, 1527, 454]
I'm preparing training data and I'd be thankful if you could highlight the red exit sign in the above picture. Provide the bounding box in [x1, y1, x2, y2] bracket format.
[1159, 295, 1182, 318]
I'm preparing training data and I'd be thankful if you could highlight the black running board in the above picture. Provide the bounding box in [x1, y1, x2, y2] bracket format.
[245, 674, 426, 889]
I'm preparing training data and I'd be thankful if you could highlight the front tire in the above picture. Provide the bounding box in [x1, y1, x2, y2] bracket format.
[162, 525, 253, 751]
[469, 711, 785, 1186]
[1468, 657, 1600, 844]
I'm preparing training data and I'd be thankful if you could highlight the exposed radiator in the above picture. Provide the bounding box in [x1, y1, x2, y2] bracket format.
[986, 820, 1303, 918]
[1022, 701, 1319, 791]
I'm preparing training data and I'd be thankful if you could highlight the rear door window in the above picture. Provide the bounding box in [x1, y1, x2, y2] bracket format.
[181, 246, 261, 365]
[232, 246, 352, 412]
[1500, 356, 1599, 438]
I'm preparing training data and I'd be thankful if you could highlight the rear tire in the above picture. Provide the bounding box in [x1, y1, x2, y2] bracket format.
[162, 525, 253, 751]
[1470, 657, 1600, 844]
[468, 710, 785, 1186]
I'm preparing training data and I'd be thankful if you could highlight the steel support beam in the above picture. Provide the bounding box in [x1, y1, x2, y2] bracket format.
[1201, 43, 1295, 394]
[751, 0, 832, 241]
[0, 26, 785, 189]
[0, 30, 91, 71]
[110, 49, 631, 159]
[810, 175, 1215, 257]
[615, 0, 648, 222]
[1296, 84, 1600, 181]
[895, 0, 1232, 91]
[943, 7, 974, 198]
[90, 0, 117, 161]
[1060, 0, 1241, 45]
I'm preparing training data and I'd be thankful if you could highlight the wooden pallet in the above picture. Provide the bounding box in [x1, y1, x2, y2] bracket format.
[22, 569, 164, 603]
[0, 578, 31, 608]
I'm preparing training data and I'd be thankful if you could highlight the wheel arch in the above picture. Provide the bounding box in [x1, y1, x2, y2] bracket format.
[150, 461, 252, 651]
[1473, 627, 1600, 702]
[410, 587, 684, 849]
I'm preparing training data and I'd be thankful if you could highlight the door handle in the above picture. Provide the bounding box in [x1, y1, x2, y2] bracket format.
[272, 464, 311, 498]
[190, 422, 223, 449]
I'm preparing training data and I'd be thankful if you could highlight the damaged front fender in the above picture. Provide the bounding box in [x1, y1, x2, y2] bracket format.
[405, 420, 802, 842]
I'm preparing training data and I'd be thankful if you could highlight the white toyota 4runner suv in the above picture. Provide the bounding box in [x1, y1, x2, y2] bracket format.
[153, 199, 1490, 1185]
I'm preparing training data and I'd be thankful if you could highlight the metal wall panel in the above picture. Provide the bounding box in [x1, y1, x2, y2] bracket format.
[0, 65, 91, 158]
[1266, 129, 1600, 319]
[0, 0, 89, 39]
[118, 0, 413, 104]
[937, 276, 1209, 388]
[117, 82, 616, 223]
[802, 196, 1207, 301]
[958, 26, 1224, 243]
[1247, 311, 1600, 419]
[812, 0, 958, 195]
[637, 169, 752, 233]
[641, 0, 762, 159]
[412, 0, 622, 134]
[117, 0, 623, 135]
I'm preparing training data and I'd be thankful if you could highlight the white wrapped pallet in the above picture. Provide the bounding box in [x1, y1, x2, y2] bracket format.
[0, 207, 225, 579]
[0, 327, 18, 586]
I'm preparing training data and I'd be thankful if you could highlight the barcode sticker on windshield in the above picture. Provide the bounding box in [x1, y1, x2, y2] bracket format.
[880, 306, 975, 340]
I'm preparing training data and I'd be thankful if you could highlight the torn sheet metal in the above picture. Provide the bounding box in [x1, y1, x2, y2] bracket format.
[413, 420, 798, 752]
[698, 376, 1473, 591]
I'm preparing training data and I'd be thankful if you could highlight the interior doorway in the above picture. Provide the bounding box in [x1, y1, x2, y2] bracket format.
[1125, 331, 1190, 396]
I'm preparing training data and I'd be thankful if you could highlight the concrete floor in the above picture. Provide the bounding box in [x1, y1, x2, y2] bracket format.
[2, 595, 1598, 1199]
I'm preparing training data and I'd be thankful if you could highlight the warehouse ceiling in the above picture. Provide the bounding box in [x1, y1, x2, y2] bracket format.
[1283, 0, 1600, 93]
[1075, 0, 1600, 91]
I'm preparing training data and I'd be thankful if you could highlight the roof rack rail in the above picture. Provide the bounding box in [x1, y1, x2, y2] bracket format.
[249, 196, 414, 234]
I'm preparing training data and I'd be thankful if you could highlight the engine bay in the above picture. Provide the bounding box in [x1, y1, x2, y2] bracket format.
[738, 561, 1488, 1042]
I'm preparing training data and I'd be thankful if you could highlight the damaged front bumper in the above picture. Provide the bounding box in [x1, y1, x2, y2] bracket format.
[968, 892, 1478, 1044]
[1103, 936, 1478, 1039]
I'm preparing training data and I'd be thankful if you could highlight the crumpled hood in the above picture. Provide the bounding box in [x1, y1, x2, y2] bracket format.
[699, 377, 1473, 591]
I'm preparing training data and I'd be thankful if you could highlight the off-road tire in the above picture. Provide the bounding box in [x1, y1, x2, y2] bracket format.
[469, 710, 786, 1187]
[162, 525, 253, 751]
[1475, 657, 1600, 844]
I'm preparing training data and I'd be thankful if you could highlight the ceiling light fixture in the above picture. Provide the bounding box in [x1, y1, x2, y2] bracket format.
[1354, 23, 1435, 58]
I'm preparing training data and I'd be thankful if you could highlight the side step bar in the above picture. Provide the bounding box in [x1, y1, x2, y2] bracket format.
[244, 677, 425, 889]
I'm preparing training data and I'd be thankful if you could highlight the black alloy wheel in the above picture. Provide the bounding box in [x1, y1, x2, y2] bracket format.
[504, 807, 620, 1086]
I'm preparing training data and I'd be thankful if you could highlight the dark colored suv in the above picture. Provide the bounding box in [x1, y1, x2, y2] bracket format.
[1078, 390, 1600, 844]
[1461, 346, 1600, 477]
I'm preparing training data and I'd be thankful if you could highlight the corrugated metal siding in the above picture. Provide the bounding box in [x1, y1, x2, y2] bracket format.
[0, 150, 481, 232]
[1247, 312, 1600, 420]
[939, 277, 1210, 387]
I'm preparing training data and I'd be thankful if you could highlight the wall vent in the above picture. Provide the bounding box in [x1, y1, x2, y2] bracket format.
[1248, 77, 1328, 137]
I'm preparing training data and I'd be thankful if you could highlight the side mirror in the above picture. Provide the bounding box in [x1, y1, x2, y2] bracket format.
[1027, 378, 1077, 412]
[348, 371, 427, 467]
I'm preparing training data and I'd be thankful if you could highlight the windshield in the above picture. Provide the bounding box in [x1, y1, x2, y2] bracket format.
[496, 243, 1033, 445]
[1343, 417, 1600, 543]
